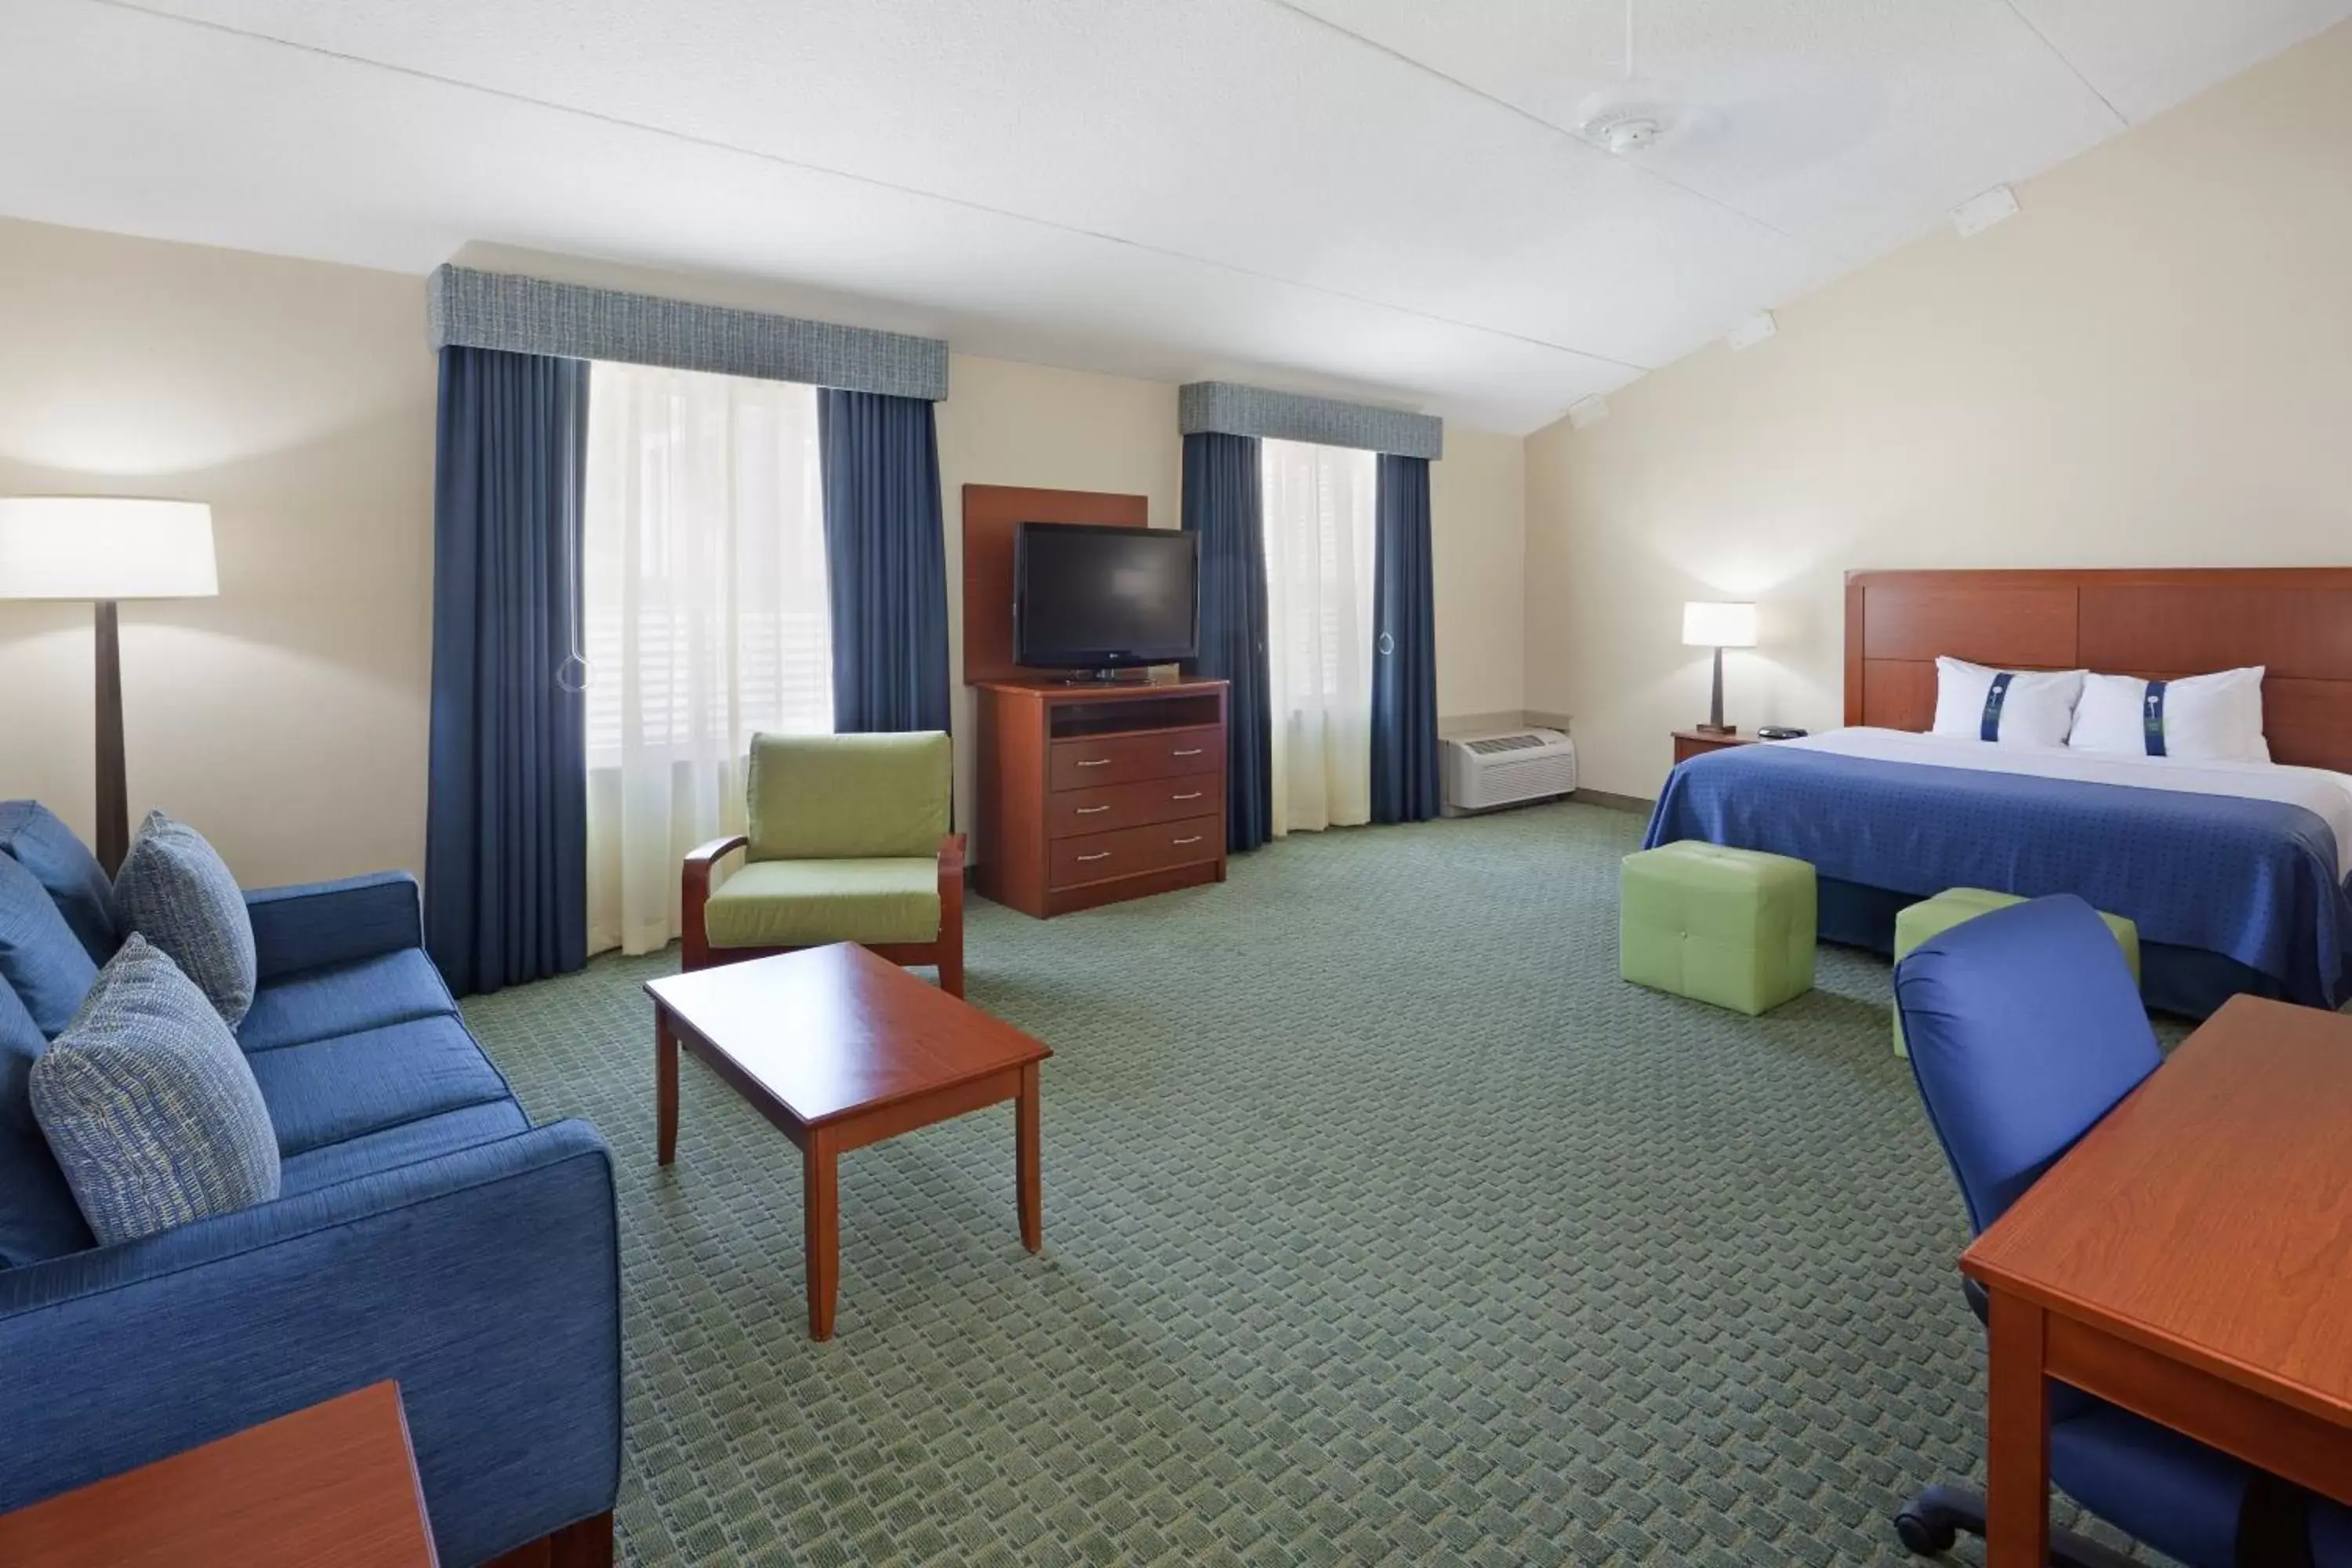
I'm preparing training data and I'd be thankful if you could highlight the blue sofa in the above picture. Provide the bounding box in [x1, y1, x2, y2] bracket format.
[0, 806, 619, 1567]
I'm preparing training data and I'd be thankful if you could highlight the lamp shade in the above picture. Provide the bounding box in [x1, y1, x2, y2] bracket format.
[1681, 600, 1756, 648]
[0, 498, 218, 600]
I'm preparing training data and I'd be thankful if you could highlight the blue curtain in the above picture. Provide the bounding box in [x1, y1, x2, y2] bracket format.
[817, 389, 951, 733]
[424, 347, 590, 996]
[1371, 454, 1441, 824]
[1181, 432, 1272, 853]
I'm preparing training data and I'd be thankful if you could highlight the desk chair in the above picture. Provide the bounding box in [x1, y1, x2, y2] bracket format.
[1893, 895, 2352, 1568]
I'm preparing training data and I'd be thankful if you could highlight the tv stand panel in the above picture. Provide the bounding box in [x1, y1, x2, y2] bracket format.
[973, 677, 1229, 918]
[961, 484, 1149, 687]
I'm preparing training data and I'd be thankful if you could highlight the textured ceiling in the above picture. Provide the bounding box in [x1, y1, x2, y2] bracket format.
[3, 0, 2346, 432]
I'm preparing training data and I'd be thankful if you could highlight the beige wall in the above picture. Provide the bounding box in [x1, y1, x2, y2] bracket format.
[936, 359, 1528, 822]
[1431, 426, 1526, 729]
[0, 216, 436, 887]
[1524, 19, 2352, 800]
[933, 354, 1182, 825]
[0, 221, 1530, 883]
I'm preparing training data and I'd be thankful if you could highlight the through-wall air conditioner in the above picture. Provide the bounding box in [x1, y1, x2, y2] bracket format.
[1442, 728, 1576, 815]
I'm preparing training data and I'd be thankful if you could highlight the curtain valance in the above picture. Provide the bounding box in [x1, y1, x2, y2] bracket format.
[426, 265, 950, 401]
[1178, 381, 1441, 461]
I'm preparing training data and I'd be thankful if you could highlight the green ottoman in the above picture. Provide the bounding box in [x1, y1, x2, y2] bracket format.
[1621, 842, 1817, 1016]
[1891, 887, 2141, 1056]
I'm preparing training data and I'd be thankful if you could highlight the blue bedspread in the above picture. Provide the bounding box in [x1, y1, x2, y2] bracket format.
[1643, 745, 2351, 1011]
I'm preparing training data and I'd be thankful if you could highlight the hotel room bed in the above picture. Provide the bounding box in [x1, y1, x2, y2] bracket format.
[1640, 566, 2352, 1017]
[1643, 728, 2352, 1015]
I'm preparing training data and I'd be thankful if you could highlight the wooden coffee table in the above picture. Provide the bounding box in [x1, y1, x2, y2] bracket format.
[0, 1382, 437, 1566]
[645, 942, 1051, 1340]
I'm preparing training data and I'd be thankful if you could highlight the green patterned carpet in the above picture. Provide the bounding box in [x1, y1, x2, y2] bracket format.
[463, 800, 2163, 1566]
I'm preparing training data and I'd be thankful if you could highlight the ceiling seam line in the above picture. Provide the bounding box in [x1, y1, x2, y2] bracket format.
[1998, 0, 2130, 128]
[80, 0, 1655, 376]
[1258, 0, 1804, 245]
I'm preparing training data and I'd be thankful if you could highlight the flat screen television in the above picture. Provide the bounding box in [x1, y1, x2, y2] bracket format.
[1014, 522, 1200, 671]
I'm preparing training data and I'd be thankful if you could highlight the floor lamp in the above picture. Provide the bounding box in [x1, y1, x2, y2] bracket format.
[0, 498, 220, 876]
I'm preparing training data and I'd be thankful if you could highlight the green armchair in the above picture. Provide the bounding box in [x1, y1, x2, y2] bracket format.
[681, 731, 966, 996]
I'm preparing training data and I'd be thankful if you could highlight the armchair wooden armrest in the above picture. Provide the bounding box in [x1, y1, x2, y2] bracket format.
[680, 834, 748, 971]
[935, 833, 967, 997]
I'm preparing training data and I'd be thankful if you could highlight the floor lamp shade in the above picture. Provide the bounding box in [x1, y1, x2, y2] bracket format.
[0, 498, 220, 875]
[0, 499, 219, 598]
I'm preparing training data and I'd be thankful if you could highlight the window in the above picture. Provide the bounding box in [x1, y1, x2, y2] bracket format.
[1260, 438, 1377, 835]
[582, 361, 830, 955]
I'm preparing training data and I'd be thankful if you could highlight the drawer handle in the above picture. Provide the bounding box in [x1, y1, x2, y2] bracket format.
[1172, 748, 1204, 757]
[1171, 791, 1204, 801]
[1075, 757, 1111, 768]
[1076, 851, 1112, 862]
[1076, 804, 1111, 815]
[1172, 836, 1203, 846]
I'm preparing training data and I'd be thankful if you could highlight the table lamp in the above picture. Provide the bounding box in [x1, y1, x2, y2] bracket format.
[0, 498, 220, 875]
[1681, 601, 1756, 736]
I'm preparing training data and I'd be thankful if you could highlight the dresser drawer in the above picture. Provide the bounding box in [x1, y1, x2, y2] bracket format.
[1049, 726, 1222, 791]
[1050, 815, 1222, 888]
[1047, 776, 1221, 839]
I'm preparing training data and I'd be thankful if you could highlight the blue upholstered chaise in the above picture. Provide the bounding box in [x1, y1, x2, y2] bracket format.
[0, 803, 619, 1567]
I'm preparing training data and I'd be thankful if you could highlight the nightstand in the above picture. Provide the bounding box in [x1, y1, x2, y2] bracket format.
[1672, 729, 1759, 765]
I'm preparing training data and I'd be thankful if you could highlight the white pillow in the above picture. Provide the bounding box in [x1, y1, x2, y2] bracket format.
[1929, 657, 2085, 747]
[2067, 666, 2269, 762]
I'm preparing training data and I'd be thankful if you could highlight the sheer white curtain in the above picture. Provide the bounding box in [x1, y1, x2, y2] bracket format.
[1260, 437, 1377, 836]
[583, 361, 831, 956]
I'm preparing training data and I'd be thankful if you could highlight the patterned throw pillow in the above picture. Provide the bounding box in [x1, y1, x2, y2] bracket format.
[111, 811, 256, 1029]
[31, 935, 281, 1247]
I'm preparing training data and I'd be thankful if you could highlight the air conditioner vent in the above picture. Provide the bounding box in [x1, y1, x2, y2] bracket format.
[1442, 728, 1575, 814]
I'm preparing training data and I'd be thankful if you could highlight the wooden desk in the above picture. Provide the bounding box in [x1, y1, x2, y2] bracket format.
[0, 1382, 437, 1566]
[1962, 996, 2352, 1564]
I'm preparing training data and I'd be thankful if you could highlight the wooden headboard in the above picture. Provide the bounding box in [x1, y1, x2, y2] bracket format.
[1843, 568, 2352, 773]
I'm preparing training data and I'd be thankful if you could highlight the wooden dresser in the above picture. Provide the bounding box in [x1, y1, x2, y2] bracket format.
[972, 677, 1229, 917]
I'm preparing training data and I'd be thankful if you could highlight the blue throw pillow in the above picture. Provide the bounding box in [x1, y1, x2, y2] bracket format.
[0, 851, 99, 1037]
[0, 800, 120, 965]
[31, 935, 281, 1247]
[0, 978, 96, 1266]
[112, 811, 256, 1029]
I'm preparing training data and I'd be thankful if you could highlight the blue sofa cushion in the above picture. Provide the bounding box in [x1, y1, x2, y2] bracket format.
[238, 949, 459, 1056]
[278, 1101, 529, 1197]
[31, 936, 282, 1247]
[0, 802, 118, 965]
[0, 853, 98, 1038]
[112, 812, 257, 1029]
[247, 1015, 514, 1157]
[0, 979, 96, 1267]
[246, 873, 424, 984]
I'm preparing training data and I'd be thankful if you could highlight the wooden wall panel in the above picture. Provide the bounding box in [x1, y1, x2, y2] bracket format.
[1858, 659, 1940, 732]
[962, 485, 1149, 686]
[1857, 581, 2079, 666]
[2257, 678, 2352, 774]
[2079, 576, 2352, 681]
[1844, 568, 2352, 771]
